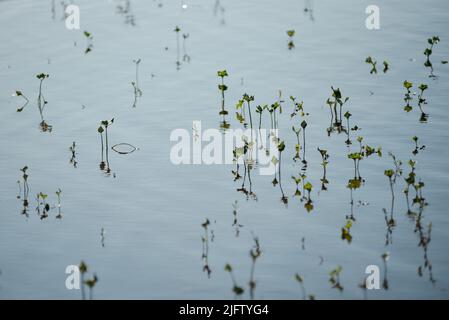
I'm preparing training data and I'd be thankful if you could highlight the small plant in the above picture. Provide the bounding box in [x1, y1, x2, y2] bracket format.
[383, 60, 389, 73]
[277, 140, 287, 205]
[36, 192, 50, 220]
[217, 70, 229, 123]
[248, 235, 261, 300]
[55, 188, 62, 219]
[84, 31, 93, 54]
[292, 126, 301, 162]
[224, 264, 244, 298]
[341, 219, 353, 243]
[36, 73, 52, 132]
[255, 105, 266, 148]
[13, 90, 29, 112]
[98, 118, 114, 174]
[300, 120, 308, 166]
[131, 58, 142, 108]
[174, 26, 181, 69]
[69, 142, 77, 168]
[79, 261, 98, 300]
[343, 111, 352, 145]
[424, 36, 440, 77]
[303, 181, 313, 212]
[291, 175, 302, 198]
[411, 136, 425, 155]
[365, 56, 377, 74]
[17, 166, 30, 216]
[326, 87, 349, 134]
[201, 219, 212, 278]
[417, 84, 429, 122]
[403, 80, 413, 112]
[286, 29, 295, 49]
[329, 266, 343, 292]
[317, 148, 329, 190]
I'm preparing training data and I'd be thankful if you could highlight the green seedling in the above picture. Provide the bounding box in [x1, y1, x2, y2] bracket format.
[13, 90, 29, 112]
[412, 136, 425, 155]
[343, 111, 352, 145]
[291, 175, 302, 197]
[277, 140, 287, 205]
[365, 56, 377, 74]
[84, 31, 93, 54]
[224, 263, 245, 298]
[303, 181, 313, 212]
[329, 266, 343, 292]
[36, 73, 52, 132]
[174, 26, 181, 70]
[403, 80, 413, 112]
[248, 235, 261, 300]
[424, 36, 440, 77]
[286, 29, 295, 50]
[36, 192, 50, 220]
[201, 219, 212, 278]
[231, 201, 243, 237]
[383, 60, 389, 73]
[131, 58, 142, 108]
[98, 118, 114, 175]
[326, 87, 349, 134]
[255, 105, 266, 149]
[217, 70, 229, 118]
[55, 188, 62, 219]
[290, 96, 307, 119]
[17, 166, 30, 216]
[69, 142, 77, 168]
[318, 148, 329, 190]
[292, 126, 301, 162]
[417, 84, 429, 122]
[341, 219, 353, 243]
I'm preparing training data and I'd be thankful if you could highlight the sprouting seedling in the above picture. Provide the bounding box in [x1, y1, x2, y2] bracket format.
[286, 29, 295, 50]
[291, 175, 302, 198]
[131, 58, 142, 108]
[303, 181, 313, 212]
[243, 94, 255, 133]
[69, 142, 77, 168]
[182, 33, 191, 62]
[18, 166, 30, 216]
[174, 26, 181, 69]
[217, 70, 229, 118]
[300, 120, 308, 166]
[341, 219, 353, 243]
[55, 188, 62, 219]
[98, 118, 114, 174]
[13, 90, 29, 112]
[231, 201, 242, 237]
[289, 96, 307, 119]
[224, 264, 244, 298]
[317, 148, 329, 191]
[36, 192, 50, 220]
[329, 266, 343, 292]
[292, 126, 301, 162]
[248, 235, 261, 300]
[235, 99, 246, 126]
[326, 87, 349, 134]
[383, 169, 397, 246]
[36, 73, 52, 132]
[201, 219, 212, 278]
[84, 274, 99, 300]
[277, 140, 287, 205]
[412, 136, 425, 155]
[343, 111, 352, 145]
[424, 36, 440, 77]
[83, 31, 93, 54]
[365, 56, 377, 74]
[381, 252, 389, 290]
[403, 80, 413, 112]
[255, 105, 266, 149]
[417, 84, 429, 122]
[383, 60, 389, 73]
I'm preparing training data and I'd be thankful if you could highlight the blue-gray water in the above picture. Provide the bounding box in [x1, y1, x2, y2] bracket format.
[0, 0, 448, 299]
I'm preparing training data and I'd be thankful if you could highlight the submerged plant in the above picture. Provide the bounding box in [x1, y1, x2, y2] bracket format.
[424, 36, 440, 77]
[286, 29, 295, 50]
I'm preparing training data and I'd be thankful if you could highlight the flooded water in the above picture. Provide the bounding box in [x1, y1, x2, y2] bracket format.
[1, 0, 449, 299]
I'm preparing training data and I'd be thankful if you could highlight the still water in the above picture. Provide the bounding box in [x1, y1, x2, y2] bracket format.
[0, 0, 449, 299]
